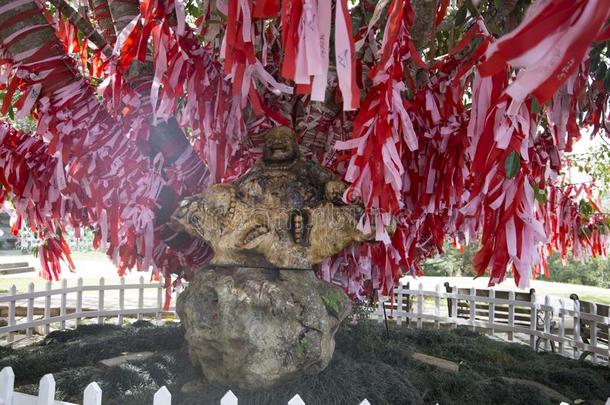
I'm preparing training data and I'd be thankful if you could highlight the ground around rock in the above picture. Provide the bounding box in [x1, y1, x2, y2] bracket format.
[0, 317, 608, 404]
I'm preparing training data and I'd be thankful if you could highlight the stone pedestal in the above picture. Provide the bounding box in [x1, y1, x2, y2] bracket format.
[176, 267, 351, 389]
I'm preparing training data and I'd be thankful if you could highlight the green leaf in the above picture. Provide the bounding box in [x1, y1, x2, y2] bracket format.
[531, 97, 541, 114]
[578, 200, 593, 218]
[504, 151, 520, 179]
[531, 183, 547, 204]
[185, 0, 203, 18]
[455, 6, 467, 27]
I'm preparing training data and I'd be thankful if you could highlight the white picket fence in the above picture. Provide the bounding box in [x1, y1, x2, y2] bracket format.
[376, 282, 610, 365]
[0, 366, 372, 405]
[0, 276, 179, 343]
[1, 278, 609, 365]
[0, 279, 609, 403]
[1, 277, 610, 361]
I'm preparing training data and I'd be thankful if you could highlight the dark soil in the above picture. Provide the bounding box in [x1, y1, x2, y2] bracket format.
[0, 319, 609, 405]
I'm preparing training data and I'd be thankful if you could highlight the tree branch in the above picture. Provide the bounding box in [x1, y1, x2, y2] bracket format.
[89, 0, 117, 46]
[47, 0, 112, 57]
[411, 0, 439, 53]
[108, 0, 140, 33]
[0, 1, 81, 95]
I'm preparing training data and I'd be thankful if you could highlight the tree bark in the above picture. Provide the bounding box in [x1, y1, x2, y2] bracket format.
[47, 0, 112, 56]
[90, 0, 117, 46]
[411, 0, 439, 52]
[108, 0, 140, 33]
[0, 1, 82, 96]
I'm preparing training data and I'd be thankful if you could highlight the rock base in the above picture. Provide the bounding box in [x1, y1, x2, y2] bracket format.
[176, 267, 351, 389]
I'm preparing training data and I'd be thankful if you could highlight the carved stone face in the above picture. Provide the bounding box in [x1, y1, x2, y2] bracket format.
[262, 127, 298, 164]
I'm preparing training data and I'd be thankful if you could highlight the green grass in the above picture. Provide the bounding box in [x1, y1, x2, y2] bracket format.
[579, 294, 610, 305]
[1, 320, 609, 404]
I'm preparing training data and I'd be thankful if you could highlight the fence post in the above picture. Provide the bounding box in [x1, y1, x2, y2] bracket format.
[507, 291, 515, 341]
[434, 284, 440, 330]
[288, 394, 305, 405]
[118, 277, 125, 326]
[417, 283, 423, 329]
[489, 289, 495, 336]
[76, 278, 83, 327]
[83, 382, 102, 405]
[573, 299, 581, 360]
[98, 277, 105, 325]
[27, 283, 34, 338]
[156, 279, 163, 323]
[44, 281, 51, 335]
[396, 283, 404, 326]
[529, 291, 537, 349]
[469, 287, 476, 332]
[558, 299, 565, 356]
[7, 285, 16, 344]
[37, 373, 56, 405]
[591, 302, 598, 365]
[60, 279, 67, 331]
[0, 366, 15, 405]
[543, 295, 551, 352]
[153, 386, 171, 405]
[138, 276, 145, 321]
[451, 285, 458, 329]
[220, 390, 238, 405]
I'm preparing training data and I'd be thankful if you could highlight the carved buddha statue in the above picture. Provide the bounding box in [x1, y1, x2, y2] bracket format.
[171, 126, 372, 269]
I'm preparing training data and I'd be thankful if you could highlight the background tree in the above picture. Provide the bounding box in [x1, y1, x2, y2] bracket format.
[0, 0, 609, 302]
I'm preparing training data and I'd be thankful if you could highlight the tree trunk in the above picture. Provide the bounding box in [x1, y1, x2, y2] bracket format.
[108, 0, 140, 33]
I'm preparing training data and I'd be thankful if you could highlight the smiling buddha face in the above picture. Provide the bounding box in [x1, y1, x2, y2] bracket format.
[262, 127, 299, 165]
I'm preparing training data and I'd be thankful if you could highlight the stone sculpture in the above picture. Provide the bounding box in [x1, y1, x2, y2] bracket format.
[173, 127, 376, 388]
[172, 126, 371, 269]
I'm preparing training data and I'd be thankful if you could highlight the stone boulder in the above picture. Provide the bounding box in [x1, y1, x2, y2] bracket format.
[176, 267, 351, 389]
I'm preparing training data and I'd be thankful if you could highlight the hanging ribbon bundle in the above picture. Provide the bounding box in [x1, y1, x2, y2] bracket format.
[281, 0, 358, 109]
[461, 0, 610, 288]
[478, 0, 610, 114]
[0, 121, 76, 279]
[330, 2, 496, 295]
[336, 0, 417, 240]
[0, 1, 178, 285]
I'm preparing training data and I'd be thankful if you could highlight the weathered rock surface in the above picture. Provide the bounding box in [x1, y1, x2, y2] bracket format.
[176, 267, 351, 389]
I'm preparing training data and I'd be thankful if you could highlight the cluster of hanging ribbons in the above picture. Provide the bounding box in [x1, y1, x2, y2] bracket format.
[0, 0, 609, 301]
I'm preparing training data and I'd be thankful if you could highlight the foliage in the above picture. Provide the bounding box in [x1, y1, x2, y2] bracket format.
[544, 253, 610, 288]
[420, 242, 481, 277]
[2, 321, 610, 404]
[420, 241, 610, 289]
[569, 143, 610, 198]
